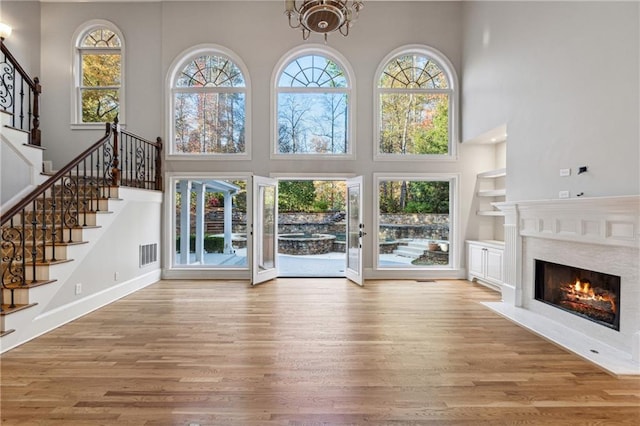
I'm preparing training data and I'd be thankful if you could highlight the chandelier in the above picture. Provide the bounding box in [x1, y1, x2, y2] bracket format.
[285, 1, 364, 42]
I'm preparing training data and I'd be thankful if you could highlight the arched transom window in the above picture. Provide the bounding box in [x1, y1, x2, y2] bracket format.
[275, 52, 352, 156]
[376, 46, 457, 158]
[171, 49, 248, 156]
[74, 22, 124, 125]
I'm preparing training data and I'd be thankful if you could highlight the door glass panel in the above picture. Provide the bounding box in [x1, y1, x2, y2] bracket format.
[347, 185, 360, 272]
[259, 185, 276, 270]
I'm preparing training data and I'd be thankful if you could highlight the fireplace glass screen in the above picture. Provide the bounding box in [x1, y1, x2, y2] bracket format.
[535, 260, 620, 331]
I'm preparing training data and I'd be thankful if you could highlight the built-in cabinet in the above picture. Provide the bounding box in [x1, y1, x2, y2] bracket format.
[466, 240, 504, 290]
[465, 126, 507, 292]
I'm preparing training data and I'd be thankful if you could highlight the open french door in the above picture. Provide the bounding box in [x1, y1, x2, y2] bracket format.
[345, 176, 364, 286]
[251, 176, 278, 286]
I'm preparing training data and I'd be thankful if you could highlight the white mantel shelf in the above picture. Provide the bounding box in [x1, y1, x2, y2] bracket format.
[490, 195, 640, 376]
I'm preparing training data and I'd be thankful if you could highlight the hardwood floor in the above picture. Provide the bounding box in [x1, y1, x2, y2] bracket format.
[1, 279, 639, 425]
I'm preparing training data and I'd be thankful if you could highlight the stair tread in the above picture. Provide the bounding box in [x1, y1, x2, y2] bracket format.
[0, 303, 38, 316]
[23, 258, 74, 267]
[0, 329, 16, 337]
[3, 279, 57, 290]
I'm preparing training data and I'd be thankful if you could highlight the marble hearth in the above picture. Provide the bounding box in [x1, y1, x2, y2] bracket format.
[485, 196, 639, 376]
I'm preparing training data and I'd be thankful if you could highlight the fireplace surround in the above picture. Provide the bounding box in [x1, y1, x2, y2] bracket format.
[484, 196, 639, 375]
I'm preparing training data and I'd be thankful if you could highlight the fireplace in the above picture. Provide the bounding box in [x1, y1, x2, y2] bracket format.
[535, 259, 621, 331]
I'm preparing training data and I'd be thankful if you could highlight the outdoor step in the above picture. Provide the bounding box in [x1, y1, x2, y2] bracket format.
[395, 246, 426, 256]
[393, 249, 421, 259]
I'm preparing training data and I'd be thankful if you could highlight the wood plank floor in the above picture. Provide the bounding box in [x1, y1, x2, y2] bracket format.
[1, 279, 639, 425]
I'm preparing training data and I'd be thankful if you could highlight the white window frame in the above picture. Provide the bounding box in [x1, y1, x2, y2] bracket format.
[373, 173, 460, 277]
[163, 172, 252, 280]
[71, 20, 125, 130]
[165, 44, 251, 160]
[374, 45, 459, 162]
[271, 44, 356, 160]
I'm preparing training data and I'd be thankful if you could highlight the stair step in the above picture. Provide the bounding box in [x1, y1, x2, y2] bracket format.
[0, 303, 38, 316]
[0, 329, 15, 337]
[3, 279, 57, 290]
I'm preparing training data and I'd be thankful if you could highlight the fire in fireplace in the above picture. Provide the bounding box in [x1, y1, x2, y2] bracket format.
[535, 260, 621, 331]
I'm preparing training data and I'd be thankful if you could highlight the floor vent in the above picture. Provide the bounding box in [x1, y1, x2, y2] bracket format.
[415, 279, 436, 283]
[139, 243, 158, 267]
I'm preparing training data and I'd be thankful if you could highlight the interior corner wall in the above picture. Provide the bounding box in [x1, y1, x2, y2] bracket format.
[0, 1, 40, 78]
[461, 1, 640, 201]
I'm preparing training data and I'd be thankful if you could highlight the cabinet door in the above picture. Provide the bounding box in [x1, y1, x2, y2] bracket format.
[485, 248, 503, 283]
[468, 244, 485, 277]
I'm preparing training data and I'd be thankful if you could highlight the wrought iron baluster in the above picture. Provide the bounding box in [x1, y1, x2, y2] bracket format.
[29, 200, 36, 283]
[40, 191, 47, 263]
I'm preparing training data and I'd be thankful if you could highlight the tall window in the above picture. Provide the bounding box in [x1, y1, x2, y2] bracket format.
[169, 46, 249, 157]
[375, 173, 457, 270]
[375, 46, 458, 159]
[274, 49, 354, 157]
[73, 21, 124, 126]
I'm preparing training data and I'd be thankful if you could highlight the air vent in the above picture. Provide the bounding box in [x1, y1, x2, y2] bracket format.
[139, 243, 158, 267]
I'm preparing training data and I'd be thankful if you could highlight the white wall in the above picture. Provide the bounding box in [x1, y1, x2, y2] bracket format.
[39, 1, 163, 165]
[11, 1, 637, 275]
[44, 190, 162, 308]
[33, 1, 488, 276]
[462, 1, 640, 201]
[0, 1, 40, 79]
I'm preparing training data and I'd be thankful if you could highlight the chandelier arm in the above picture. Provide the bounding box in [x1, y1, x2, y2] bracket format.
[287, 11, 302, 30]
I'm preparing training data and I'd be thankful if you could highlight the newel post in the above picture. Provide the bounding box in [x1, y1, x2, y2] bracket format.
[155, 136, 163, 191]
[111, 116, 120, 187]
[31, 77, 41, 146]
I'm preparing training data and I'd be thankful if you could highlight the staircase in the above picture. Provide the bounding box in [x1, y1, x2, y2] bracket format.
[0, 112, 162, 351]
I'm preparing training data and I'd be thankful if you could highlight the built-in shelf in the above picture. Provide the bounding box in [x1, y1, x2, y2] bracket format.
[476, 210, 505, 217]
[475, 168, 506, 218]
[477, 189, 506, 197]
[477, 168, 506, 179]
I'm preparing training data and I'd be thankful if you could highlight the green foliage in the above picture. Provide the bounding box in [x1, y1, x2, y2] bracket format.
[312, 200, 329, 212]
[81, 53, 120, 123]
[278, 180, 316, 212]
[379, 180, 449, 214]
[414, 99, 449, 154]
[176, 235, 225, 253]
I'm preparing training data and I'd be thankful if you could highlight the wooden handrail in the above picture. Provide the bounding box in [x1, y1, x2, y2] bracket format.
[0, 41, 36, 90]
[1, 39, 41, 145]
[1, 123, 112, 224]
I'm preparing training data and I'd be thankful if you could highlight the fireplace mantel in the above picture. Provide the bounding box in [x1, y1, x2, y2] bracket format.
[485, 195, 640, 376]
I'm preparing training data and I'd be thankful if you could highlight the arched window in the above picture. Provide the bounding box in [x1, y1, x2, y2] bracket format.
[375, 45, 458, 159]
[72, 20, 124, 126]
[273, 47, 354, 157]
[168, 45, 250, 157]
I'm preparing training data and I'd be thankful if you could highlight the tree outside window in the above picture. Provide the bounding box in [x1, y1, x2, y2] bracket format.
[173, 54, 247, 155]
[377, 52, 453, 156]
[276, 54, 350, 155]
[78, 28, 121, 123]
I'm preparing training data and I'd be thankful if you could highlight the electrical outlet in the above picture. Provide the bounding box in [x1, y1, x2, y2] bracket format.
[75, 283, 82, 295]
[114, 272, 119, 281]
[559, 190, 569, 199]
[559, 168, 571, 177]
